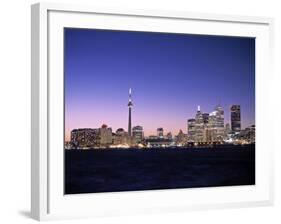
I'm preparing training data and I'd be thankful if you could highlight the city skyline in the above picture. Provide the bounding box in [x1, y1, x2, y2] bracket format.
[64, 28, 255, 141]
[67, 95, 251, 140]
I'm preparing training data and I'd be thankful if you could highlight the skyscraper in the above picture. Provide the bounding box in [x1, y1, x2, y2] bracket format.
[176, 129, 186, 145]
[132, 126, 144, 144]
[100, 124, 113, 146]
[206, 105, 225, 142]
[202, 113, 209, 124]
[187, 118, 196, 142]
[215, 105, 224, 129]
[114, 128, 130, 146]
[166, 132, 173, 140]
[231, 105, 241, 132]
[214, 105, 225, 140]
[128, 88, 133, 136]
[157, 128, 164, 138]
[225, 123, 231, 135]
[195, 106, 204, 143]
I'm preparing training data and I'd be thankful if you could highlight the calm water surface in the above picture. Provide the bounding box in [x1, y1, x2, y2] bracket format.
[65, 145, 255, 194]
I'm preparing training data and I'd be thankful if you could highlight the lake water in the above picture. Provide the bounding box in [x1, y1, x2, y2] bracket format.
[65, 144, 255, 194]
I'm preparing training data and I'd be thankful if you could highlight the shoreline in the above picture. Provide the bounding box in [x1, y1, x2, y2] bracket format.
[65, 143, 255, 151]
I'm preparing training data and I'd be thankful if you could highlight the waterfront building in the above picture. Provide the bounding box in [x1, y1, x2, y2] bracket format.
[231, 105, 241, 132]
[225, 123, 231, 135]
[202, 113, 209, 124]
[203, 128, 216, 143]
[206, 111, 217, 141]
[175, 129, 187, 145]
[65, 141, 72, 150]
[100, 124, 113, 146]
[208, 111, 216, 128]
[148, 135, 158, 140]
[214, 105, 225, 140]
[132, 125, 144, 144]
[112, 129, 123, 146]
[238, 125, 255, 144]
[116, 128, 125, 135]
[166, 132, 173, 140]
[157, 127, 164, 138]
[146, 138, 173, 148]
[215, 105, 224, 129]
[205, 105, 225, 142]
[187, 118, 196, 142]
[70, 128, 100, 149]
[246, 125, 255, 143]
[113, 128, 131, 146]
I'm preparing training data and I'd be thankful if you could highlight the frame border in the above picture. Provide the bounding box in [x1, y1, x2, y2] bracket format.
[31, 2, 274, 221]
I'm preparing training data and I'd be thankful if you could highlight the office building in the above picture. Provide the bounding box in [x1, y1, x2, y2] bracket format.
[132, 125, 144, 144]
[231, 105, 241, 132]
[100, 124, 113, 146]
[70, 128, 100, 148]
[187, 118, 196, 142]
[195, 105, 204, 143]
[166, 132, 173, 140]
[202, 113, 209, 124]
[157, 127, 164, 138]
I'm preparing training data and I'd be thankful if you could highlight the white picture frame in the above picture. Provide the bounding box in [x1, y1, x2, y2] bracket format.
[31, 2, 274, 221]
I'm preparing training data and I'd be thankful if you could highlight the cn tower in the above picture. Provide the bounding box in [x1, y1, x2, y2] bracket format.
[128, 88, 133, 136]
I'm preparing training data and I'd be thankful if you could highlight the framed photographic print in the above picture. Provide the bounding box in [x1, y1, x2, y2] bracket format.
[31, 2, 274, 221]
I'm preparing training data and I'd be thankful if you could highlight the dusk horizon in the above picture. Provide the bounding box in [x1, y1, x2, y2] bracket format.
[64, 27, 256, 195]
[64, 28, 255, 141]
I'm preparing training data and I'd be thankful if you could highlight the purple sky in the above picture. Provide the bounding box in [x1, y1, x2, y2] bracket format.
[64, 28, 255, 141]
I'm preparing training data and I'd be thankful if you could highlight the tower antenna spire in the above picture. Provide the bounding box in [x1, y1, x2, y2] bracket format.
[128, 88, 133, 136]
[129, 88, 132, 101]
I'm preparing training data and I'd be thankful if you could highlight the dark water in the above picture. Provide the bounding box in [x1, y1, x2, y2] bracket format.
[65, 145, 255, 194]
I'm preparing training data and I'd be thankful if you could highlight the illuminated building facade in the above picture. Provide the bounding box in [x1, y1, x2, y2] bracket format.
[100, 124, 113, 146]
[145, 138, 173, 147]
[157, 128, 164, 138]
[113, 128, 130, 146]
[175, 129, 187, 145]
[225, 123, 231, 135]
[187, 105, 225, 143]
[195, 106, 204, 143]
[70, 128, 100, 148]
[231, 105, 241, 132]
[214, 105, 225, 140]
[187, 118, 196, 142]
[166, 132, 173, 140]
[202, 113, 209, 124]
[239, 125, 255, 144]
[70, 125, 113, 148]
[132, 126, 144, 144]
[68, 89, 252, 149]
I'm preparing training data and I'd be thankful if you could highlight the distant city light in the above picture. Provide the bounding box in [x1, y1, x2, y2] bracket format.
[65, 90, 255, 150]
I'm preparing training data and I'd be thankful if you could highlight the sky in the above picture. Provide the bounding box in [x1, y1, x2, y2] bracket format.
[64, 28, 255, 141]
